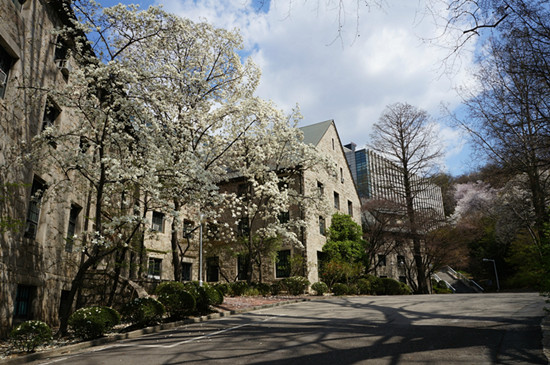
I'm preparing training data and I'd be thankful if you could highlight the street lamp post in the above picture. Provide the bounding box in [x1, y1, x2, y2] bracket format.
[483, 258, 500, 292]
[198, 217, 203, 287]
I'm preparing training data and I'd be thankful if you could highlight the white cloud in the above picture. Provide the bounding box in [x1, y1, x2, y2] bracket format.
[149, 0, 476, 175]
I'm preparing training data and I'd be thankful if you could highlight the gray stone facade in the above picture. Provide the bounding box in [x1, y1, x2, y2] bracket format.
[0, 0, 86, 337]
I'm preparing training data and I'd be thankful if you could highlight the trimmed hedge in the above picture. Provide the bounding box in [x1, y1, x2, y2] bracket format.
[9, 320, 52, 352]
[155, 281, 196, 319]
[68, 306, 120, 340]
[121, 297, 165, 327]
[281, 276, 310, 295]
[311, 281, 329, 296]
[332, 283, 349, 296]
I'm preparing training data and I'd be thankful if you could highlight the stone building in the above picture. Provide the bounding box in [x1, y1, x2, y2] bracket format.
[204, 120, 362, 285]
[0, 0, 87, 336]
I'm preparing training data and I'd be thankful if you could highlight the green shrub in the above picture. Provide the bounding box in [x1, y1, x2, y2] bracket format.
[230, 281, 249, 296]
[365, 275, 384, 295]
[311, 281, 329, 296]
[155, 281, 196, 318]
[380, 278, 404, 295]
[205, 285, 224, 306]
[214, 283, 230, 296]
[9, 320, 52, 352]
[182, 282, 222, 313]
[270, 281, 281, 295]
[332, 283, 349, 296]
[254, 282, 272, 296]
[68, 306, 120, 340]
[244, 287, 260, 296]
[347, 283, 358, 295]
[122, 297, 165, 327]
[357, 278, 372, 295]
[399, 282, 412, 295]
[281, 276, 310, 295]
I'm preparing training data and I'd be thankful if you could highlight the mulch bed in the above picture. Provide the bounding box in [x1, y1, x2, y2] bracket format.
[214, 295, 306, 312]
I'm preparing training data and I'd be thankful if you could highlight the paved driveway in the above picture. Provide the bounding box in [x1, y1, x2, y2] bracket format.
[33, 293, 547, 365]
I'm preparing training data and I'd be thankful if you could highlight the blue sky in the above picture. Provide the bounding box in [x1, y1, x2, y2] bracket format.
[94, 0, 479, 176]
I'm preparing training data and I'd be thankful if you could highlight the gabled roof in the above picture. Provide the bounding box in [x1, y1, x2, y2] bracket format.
[299, 120, 334, 147]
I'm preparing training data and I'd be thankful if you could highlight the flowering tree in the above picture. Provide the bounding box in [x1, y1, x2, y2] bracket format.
[32, 2, 320, 334]
[212, 106, 332, 283]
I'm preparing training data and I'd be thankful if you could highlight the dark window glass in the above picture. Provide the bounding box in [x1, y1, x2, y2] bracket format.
[42, 99, 61, 130]
[182, 262, 192, 281]
[237, 218, 249, 237]
[151, 211, 164, 232]
[65, 204, 81, 252]
[0, 45, 14, 98]
[14, 285, 34, 319]
[24, 177, 46, 239]
[237, 254, 250, 281]
[334, 192, 340, 210]
[206, 256, 219, 282]
[276, 250, 291, 278]
[378, 254, 387, 266]
[147, 257, 162, 279]
[348, 200, 353, 216]
[278, 211, 290, 224]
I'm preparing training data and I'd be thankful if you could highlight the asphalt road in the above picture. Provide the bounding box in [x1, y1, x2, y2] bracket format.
[33, 293, 547, 365]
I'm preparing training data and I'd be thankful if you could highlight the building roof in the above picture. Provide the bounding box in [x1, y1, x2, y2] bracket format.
[299, 120, 334, 147]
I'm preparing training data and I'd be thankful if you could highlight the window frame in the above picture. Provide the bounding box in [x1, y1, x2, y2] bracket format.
[275, 249, 291, 278]
[14, 284, 35, 319]
[0, 44, 15, 99]
[333, 191, 340, 210]
[147, 257, 162, 280]
[65, 203, 82, 252]
[24, 177, 46, 240]
[151, 211, 164, 232]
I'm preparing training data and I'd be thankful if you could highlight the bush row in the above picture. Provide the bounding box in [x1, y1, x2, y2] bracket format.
[9, 275, 410, 352]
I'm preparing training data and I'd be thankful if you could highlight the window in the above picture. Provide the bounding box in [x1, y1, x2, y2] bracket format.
[182, 262, 192, 281]
[183, 219, 195, 238]
[317, 181, 324, 196]
[348, 200, 353, 216]
[237, 218, 249, 237]
[147, 257, 162, 280]
[399, 276, 407, 284]
[331, 138, 335, 150]
[42, 98, 61, 130]
[340, 167, 344, 183]
[65, 204, 81, 252]
[397, 255, 405, 266]
[319, 216, 326, 236]
[206, 256, 219, 282]
[378, 254, 387, 267]
[24, 177, 46, 239]
[14, 285, 35, 319]
[276, 250, 291, 278]
[11, 0, 27, 11]
[237, 254, 250, 281]
[0, 44, 14, 98]
[58, 290, 70, 318]
[333, 191, 340, 210]
[151, 211, 164, 232]
[237, 183, 248, 198]
[278, 211, 290, 224]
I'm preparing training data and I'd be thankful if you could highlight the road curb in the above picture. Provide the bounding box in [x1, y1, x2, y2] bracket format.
[0, 298, 309, 365]
[542, 313, 550, 363]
